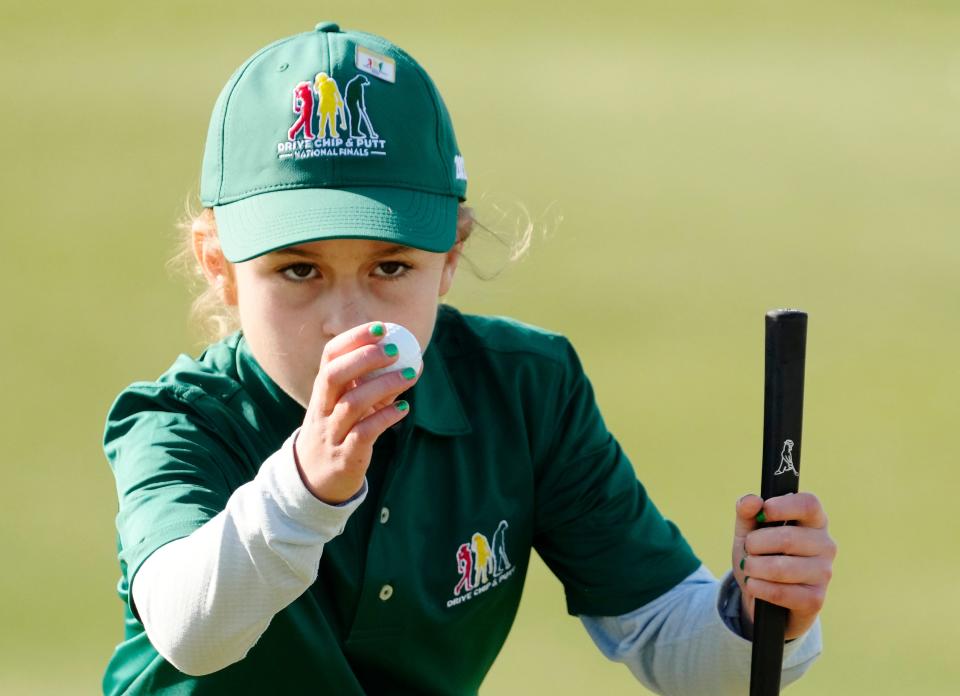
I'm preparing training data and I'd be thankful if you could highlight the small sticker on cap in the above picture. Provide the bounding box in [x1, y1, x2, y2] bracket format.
[356, 46, 396, 83]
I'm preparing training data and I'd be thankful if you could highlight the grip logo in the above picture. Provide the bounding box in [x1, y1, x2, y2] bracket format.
[447, 520, 514, 608]
[279, 69, 386, 160]
[774, 439, 799, 477]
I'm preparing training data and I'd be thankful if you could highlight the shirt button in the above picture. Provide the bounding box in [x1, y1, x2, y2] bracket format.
[379, 584, 394, 601]
[380, 507, 390, 524]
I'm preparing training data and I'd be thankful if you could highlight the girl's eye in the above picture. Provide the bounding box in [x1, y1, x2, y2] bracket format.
[281, 263, 318, 281]
[375, 261, 411, 280]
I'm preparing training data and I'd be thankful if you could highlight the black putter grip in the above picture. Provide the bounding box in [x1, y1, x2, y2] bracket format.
[749, 310, 807, 696]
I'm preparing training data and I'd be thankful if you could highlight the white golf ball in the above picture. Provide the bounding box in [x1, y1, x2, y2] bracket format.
[364, 322, 423, 381]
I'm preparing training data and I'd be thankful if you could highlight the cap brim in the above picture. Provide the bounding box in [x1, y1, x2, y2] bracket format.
[214, 187, 458, 262]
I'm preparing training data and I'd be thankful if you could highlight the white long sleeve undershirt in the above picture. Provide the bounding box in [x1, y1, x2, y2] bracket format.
[131, 429, 367, 676]
[132, 428, 821, 689]
[580, 568, 821, 695]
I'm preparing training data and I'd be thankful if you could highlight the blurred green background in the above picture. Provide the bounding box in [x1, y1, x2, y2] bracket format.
[2, 0, 957, 693]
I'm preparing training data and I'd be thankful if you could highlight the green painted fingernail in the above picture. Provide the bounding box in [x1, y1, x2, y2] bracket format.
[740, 557, 745, 571]
[370, 323, 384, 337]
[745, 576, 750, 584]
[402, 367, 417, 380]
[383, 343, 398, 357]
[394, 400, 409, 412]
[756, 511, 767, 524]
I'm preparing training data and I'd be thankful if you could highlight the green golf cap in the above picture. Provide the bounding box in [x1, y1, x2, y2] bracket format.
[200, 22, 468, 262]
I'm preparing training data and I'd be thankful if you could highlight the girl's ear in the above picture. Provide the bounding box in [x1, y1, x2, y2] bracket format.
[192, 224, 238, 306]
[438, 241, 463, 297]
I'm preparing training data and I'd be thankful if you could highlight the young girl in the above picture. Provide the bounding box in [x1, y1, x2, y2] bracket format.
[104, 22, 836, 695]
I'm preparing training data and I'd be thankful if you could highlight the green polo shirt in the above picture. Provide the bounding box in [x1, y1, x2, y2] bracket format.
[103, 304, 699, 695]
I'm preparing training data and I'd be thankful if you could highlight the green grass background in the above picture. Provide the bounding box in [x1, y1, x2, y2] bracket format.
[2, 0, 958, 692]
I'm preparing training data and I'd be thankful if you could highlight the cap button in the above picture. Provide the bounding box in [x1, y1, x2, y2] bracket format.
[314, 22, 340, 33]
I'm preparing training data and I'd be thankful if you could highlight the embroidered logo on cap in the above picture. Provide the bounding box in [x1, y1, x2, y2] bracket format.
[356, 46, 396, 83]
[277, 70, 386, 160]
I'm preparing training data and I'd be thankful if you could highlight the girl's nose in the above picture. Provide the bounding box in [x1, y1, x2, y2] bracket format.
[319, 291, 371, 339]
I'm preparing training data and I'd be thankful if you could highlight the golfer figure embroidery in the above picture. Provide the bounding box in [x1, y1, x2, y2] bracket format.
[453, 543, 474, 596]
[344, 74, 379, 139]
[314, 72, 346, 139]
[471, 533, 494, 587]
[491, 520, 511, 577]
[288, 81, 316, 140]
[774, 439, 799, 477]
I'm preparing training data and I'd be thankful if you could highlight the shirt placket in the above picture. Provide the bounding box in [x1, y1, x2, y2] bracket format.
[344, 419, 415, 643]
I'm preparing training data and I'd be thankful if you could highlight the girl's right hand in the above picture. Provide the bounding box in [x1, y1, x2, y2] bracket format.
[293, 321, 420, 504]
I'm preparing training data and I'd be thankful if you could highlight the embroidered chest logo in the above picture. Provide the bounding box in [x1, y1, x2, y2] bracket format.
[446, 520, 515, 608]
[774, 439, 799, 476]
[278, 66, 387, 161]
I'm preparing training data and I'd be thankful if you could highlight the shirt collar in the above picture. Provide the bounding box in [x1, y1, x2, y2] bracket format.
[236, 333, 306, 443]
[409, 338, 471, 437]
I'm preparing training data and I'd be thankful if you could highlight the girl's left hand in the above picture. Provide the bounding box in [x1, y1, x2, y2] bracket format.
[731, 493, 837, 640]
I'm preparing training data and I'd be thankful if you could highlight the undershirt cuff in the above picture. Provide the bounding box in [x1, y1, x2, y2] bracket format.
[261, 427, 369, 538]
